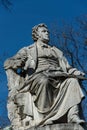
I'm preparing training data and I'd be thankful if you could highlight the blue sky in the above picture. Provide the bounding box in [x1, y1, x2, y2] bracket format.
[0, 0, 87, 55]
[0, 0, 87, 127]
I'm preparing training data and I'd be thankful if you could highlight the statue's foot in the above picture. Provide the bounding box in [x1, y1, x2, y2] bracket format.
[69, 115, 85, 124]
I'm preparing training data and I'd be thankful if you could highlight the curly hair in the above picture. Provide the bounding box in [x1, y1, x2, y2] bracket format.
[32, 23, 47, 41]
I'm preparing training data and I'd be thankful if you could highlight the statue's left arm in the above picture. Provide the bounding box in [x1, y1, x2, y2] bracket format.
[62, 54, 85, 77]
[53, 46, 85, 77]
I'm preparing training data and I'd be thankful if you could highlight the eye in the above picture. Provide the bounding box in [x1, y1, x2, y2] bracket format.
[42, 30, 46, 32]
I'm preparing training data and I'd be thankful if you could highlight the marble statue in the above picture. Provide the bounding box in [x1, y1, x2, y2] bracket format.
[4, 23, 85, 130]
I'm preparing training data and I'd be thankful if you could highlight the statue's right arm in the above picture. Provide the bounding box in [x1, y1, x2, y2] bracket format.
[4, 47, 27, 70]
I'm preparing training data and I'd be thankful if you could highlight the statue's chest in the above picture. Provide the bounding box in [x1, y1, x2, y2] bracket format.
[37, 46, 57, 59]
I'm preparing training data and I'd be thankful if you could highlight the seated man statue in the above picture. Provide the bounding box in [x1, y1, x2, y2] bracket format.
[4, 23, 85, 129]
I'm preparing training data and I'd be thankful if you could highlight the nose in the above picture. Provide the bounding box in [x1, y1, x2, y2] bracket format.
[46, 31, 49, 35]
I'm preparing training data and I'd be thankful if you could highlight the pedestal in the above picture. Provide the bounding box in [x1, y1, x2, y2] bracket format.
[26, 123, 87, 130]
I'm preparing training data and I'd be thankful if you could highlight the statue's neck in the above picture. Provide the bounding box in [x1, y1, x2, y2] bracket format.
[36, 39, 48, 46]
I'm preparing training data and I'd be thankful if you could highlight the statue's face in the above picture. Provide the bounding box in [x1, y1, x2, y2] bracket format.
[37, 27, 49, 43]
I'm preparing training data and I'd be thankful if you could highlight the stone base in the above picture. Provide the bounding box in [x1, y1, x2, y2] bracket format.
[26, 123, 87, 130]
[2, 123, 87, 130]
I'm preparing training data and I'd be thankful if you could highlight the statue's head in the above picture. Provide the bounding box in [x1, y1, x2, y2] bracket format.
[32, 23, 49, 43]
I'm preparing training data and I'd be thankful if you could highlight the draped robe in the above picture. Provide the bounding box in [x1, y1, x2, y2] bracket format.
[4, 42, 84, 126]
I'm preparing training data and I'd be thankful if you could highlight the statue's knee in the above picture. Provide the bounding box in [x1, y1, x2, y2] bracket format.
[68, 78, 78, 83]
[67, 78, 79, 87]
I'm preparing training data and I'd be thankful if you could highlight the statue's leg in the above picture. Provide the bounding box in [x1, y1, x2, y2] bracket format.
[33, 73, 54, 111]
[67, 105, 85, 124]
[28, 73, 54, 125]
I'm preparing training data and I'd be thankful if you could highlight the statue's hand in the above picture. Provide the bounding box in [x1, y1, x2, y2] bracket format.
[68, 68, 85, 77]
[73, 71, 85, 76]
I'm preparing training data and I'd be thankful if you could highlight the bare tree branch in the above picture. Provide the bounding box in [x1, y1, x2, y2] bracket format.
[0, 0, 12, 11]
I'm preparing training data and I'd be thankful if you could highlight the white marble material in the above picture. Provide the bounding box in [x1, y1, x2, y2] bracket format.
[4, 23, 85, 130]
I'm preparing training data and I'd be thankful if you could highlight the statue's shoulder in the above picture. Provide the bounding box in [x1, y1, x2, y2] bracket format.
[27, 43, 35, 49]
[20, 43, 35, 52]
[22, 43, 35, 51]
[20, 44, 31, 50]
[52, 46, 63, 57]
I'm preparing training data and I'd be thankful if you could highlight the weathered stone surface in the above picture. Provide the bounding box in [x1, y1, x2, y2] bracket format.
[27, 123, 87, 130]
[4, 23, 86, 130]
[2, 123, 87, 130]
